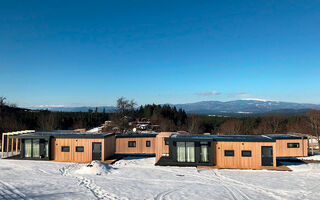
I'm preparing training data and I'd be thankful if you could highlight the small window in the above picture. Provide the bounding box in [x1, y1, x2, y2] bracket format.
[241, 150, 252, 157]
[165, 140, 169, 145]
[61, 146, 70, 152]
[146, 141, 151, 147]
[128, 141, 136, 147]
[76, 146, 84, 152]
[224, 150, 234, 157]
[287, 143, 299, 148]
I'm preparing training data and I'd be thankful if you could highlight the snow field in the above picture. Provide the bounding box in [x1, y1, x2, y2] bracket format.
[0, 157, 319, 200]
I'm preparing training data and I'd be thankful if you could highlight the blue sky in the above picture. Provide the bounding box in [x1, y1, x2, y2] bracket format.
[1, 0, 320, 107]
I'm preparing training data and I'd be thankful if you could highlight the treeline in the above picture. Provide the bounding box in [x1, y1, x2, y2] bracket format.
[0, 97, 110, 132]
[1, 97, 319, 147]
[0, 107, 110, 133]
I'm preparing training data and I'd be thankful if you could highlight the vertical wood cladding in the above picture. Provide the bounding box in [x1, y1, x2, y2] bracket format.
[214, 141, 277, 169]
[275, 139, 308, 157]
[155, 132, 172, 163]
[115, 137, 156, 154]
[51, 136, 115, 163]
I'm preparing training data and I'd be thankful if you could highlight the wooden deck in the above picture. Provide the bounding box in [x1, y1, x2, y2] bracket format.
[197, 164, 292, 171]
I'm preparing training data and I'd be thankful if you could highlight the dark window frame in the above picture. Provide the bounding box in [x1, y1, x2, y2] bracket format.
[176, 141, 196, 163]
[128, 141, 136, 148]
[76, 146, 84, 152]
[241, 150, 252, 157]
[61, 146, 70, 152]
[224, 150, 234, 157]
[287, 143, 300, 148]
[146, 141, 151, 147]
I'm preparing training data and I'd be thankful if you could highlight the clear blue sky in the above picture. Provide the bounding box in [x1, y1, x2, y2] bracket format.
[1, 0, 320, 107]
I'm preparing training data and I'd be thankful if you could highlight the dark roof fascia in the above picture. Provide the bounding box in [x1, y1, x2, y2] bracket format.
[265, 135, 307, 140]
[13, 133, 115, 139]
[165, 137, 213, 142]
[12, 135, 51, 139]
[166, 135, 275, 142]
[116, 134, 158, 138]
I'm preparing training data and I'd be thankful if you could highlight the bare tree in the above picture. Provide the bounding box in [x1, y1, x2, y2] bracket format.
[160, 118, 176, 132]
[115, 97, 137, 133]
[307, 110, 320, 148]
[187, 114, 203, 134]
[0, 96, 6, 107]
[218, 119, 242, 135]
[254, 115, 284, 134]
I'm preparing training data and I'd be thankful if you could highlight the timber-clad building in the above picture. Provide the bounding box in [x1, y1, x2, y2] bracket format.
[4, 130, 308, 170]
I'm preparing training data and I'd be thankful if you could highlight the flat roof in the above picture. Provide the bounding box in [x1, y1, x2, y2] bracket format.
[116, 133, 158, 138]
[166, 134, 276, 142]
[12, 131, 114, 139]
[265, 134, 307, 140]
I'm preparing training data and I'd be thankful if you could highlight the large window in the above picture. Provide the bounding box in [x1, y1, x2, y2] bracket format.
[45, 140, 49, 158]
[200, 142, 209, 162]
[241, 150, 252, 157]
[177, 142, 195, 162]
[32, 139, 40, 158]
[224, 150, 234, 157]
[128, 141, 136, 147]
[287, 143, 299, 148]
[24, 139, 32, 158]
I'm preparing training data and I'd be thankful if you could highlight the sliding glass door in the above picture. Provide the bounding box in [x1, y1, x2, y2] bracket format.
[25, 139, 32, 158]
[177, 142, 195, 162]
[200, 142, 209, 162]
[23, 138, 49, 159]
[32, 139, 40, 158]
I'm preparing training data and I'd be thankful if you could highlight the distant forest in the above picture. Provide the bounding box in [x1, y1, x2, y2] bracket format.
[1, 97, 320, 146]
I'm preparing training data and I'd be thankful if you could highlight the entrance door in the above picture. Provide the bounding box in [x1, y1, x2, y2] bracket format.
[261, 146, 273, 166]
[92, 142, 102, 160]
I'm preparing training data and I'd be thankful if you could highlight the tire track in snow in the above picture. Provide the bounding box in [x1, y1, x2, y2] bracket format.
[207, 170, 291, 200]
[154, 187, 183, 200]
[0, 180, 26, 200]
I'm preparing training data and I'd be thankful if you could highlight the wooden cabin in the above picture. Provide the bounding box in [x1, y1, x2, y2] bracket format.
[156, 134, 277, 170]
[14, 131, 115, 163]
[115, 133, 158, 155]
[266, 134, 308, 157]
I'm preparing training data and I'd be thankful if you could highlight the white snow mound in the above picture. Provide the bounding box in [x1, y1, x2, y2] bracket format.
[73, 161, 113, 175]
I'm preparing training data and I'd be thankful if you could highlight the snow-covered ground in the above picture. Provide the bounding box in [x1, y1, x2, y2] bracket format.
[298, 153, 320, 161]
[0, 157, 319, 200]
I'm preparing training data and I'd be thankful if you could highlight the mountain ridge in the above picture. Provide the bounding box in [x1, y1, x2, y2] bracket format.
[27, 100, 320, 115]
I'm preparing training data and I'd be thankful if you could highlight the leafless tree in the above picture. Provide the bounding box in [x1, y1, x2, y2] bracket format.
[160, 118, 176, 132]
[254, 115, 284, 134]
[218, 119, 243, 135]
[115, 97, 137, 133]
[307, 110, 320, 148]
[0, 96, 6, 107]
[187, 114, 203, 134]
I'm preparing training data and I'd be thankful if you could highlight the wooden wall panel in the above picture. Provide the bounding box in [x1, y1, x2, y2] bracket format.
[155, 132, 172, 163]
[115, 137, 156, 154]
[214, 141, 277, 169]
[275, 139, 308, 157]
[51, 137, 114, 163]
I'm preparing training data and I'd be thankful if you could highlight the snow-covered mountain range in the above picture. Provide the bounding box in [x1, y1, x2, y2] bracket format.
[28, 100, 320, 115]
